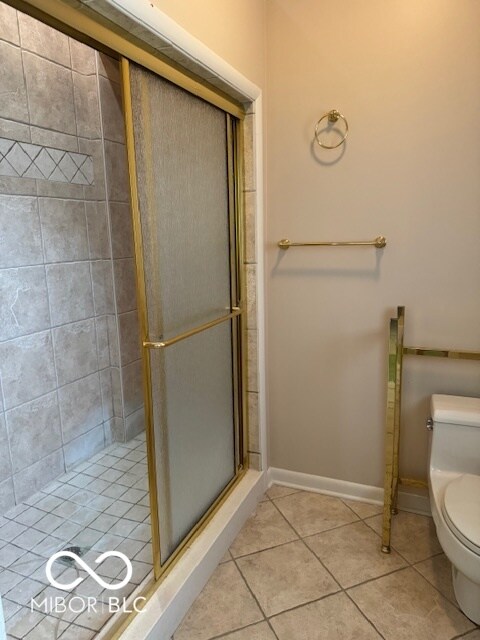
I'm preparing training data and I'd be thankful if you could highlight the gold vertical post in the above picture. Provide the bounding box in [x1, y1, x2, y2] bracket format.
[391, 306, 405, 515]
[235, 116, 249, 468]
[120, 57, 162, 579]
[382, 315, 399, 553]
[226, 113, 241, 471]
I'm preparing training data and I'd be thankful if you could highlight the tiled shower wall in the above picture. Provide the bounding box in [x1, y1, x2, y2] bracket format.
[73, 0, 264, 472]
[0, 4, 144, 515]
[243, 110, 261, 471]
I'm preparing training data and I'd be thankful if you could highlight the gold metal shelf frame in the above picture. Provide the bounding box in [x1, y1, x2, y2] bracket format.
[278, 236, 386, 250]
[382, 306, 480, 554]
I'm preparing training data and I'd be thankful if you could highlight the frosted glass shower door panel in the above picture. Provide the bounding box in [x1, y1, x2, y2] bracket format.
[130, 63, 232, 339]
[129, 62, 238, 563]
[150, 323, 235, 561]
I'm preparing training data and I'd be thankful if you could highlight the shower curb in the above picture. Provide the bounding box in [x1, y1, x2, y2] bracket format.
[117, 469, 266, 640]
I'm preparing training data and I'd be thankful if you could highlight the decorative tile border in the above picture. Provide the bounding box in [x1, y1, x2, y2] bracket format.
[0, 137, 94, 185]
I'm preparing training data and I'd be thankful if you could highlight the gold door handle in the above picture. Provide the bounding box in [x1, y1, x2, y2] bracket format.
[143, 307, 242, 349]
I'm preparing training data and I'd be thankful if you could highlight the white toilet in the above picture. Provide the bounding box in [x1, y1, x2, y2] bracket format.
[428, 394, 480, 624]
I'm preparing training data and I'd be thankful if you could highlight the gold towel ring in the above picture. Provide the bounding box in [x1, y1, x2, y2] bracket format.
[314, 109, 349, 149]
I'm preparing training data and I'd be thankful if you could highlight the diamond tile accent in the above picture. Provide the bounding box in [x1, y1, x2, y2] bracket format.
[0, 137, 94, 185]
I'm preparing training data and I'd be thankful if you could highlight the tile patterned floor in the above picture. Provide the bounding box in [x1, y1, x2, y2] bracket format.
[173, 485, 480, 640]
[0, 433, 152, 640]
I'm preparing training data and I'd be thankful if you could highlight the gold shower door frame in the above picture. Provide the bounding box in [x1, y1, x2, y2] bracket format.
[120, 58, 248, 580]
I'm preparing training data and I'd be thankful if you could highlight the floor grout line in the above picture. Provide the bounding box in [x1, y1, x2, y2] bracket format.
[343, 589, 387, 640]
[231, 554, 270, 623]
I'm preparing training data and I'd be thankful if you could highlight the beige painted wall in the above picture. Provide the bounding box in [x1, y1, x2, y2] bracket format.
[151, 0, 266, 88]
[266, 0, 480, 487]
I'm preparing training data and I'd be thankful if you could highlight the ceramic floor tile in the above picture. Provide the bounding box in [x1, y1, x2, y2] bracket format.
[8, 552, 45, 577]
[87, 495, 114, 512]
[341, 499, 383, 519]
[348, 567, 475, 640]
[15, 528, 47, 550]
[87, 513, 119, 532]
[270, 592, 382, 640]
[128, 523, 151, 542]
[15, 508, 45, 528]
[0, 521, 27, 542]
[5, 577, 44, 605]
[108, 519, 137, 537]
[305, 521, 407, 588]
[104, 500, 132, 518]
[4, 505, 29, 520]
[236, 540, 339, 617]
[265, 485, 300, 500]
[2, 597, 22, 621]
[174, 562, 263, 640]
[273, 491, 359, 537]
[92, 533, 124, 551]
[219, 621, 277, 640]
[219, 550, 232, 564]
[229, 501, 298, 558]
[129, 560, 153, 584]
[34, 514, 65, 535]
[6, 608, 45, 639]
[413, 553, 457, 605]
[134, 543, 152, 563]
[30, 535, 64, 558]
[74, 607, 113, 631]
[0, 568, 23, 593]
[0, 544, 26, 568]
[365, 511, 442, 563]
[115, 538, 145, 559]
[34, 496, 63, 513]
[120, 488, 146, 504]
[69, 491, 97, 507]
[23, 615, 69, 640]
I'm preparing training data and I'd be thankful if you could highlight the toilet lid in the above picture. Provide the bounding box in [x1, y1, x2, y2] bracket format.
[443, 474, 480, 553]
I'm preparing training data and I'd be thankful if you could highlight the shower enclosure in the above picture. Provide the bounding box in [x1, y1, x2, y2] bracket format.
[124, 60, 246, 572]
[0, 1, 248, 638]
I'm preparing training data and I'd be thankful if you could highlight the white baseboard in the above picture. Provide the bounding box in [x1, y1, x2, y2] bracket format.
[119, 469, 266, 640]
[267, 467, 431, 516]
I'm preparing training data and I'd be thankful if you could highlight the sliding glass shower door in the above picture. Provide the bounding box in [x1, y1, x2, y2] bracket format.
[122, 59, 245, 571]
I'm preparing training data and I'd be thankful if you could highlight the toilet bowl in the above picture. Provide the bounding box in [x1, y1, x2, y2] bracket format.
[428, 394, 480, 624]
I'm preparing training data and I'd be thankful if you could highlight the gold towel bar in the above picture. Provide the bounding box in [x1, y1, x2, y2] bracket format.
[278, 236, 387, 250]
[403, 346, 480, 360]
[143, 307, 241, 349]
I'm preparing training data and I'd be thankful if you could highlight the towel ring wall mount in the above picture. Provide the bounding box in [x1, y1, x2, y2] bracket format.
[314, 109, 349, 149]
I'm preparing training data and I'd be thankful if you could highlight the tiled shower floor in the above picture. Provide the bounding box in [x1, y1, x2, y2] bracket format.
[173, 485, 480, 640]
[0, 433, 152, 640]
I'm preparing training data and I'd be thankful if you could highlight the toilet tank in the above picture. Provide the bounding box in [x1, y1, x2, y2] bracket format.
[430, 395, 480, 475]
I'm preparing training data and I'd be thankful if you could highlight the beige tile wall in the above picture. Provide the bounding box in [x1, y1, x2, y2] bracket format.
[0, 5, 144, 515]
[243, 111, 261, 471]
